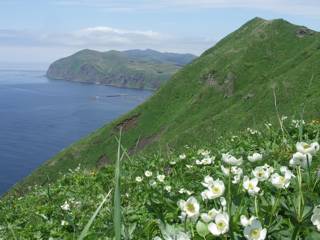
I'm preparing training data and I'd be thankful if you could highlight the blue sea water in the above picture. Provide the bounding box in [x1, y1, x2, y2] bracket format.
[0, 69, 151, 195]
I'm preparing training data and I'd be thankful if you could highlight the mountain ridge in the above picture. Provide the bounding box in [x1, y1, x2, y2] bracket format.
[10, 17, 320, 195]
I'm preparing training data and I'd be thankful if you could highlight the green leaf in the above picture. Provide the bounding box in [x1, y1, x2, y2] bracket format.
[196, 221, 209, 238]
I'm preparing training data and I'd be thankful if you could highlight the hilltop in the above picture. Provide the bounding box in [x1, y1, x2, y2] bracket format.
[16, 17, 320, 192]
[46, 49, 196, 90]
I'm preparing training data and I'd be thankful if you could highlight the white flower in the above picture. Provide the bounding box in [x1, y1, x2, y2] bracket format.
[186, 164, 193, 169]
[145, 170, 153, 177]
[289, 152, 312, 169]
[243, 176, 260, 196]
[135, 176, 143, 182]
[243, 219, 267, 240]
[164, 185, 172, 192]
[201, 156, 215, 165]
[296, 142, 320, 155]
[157, 174, 165, 182]
[61, 201, 70, 211]
[61, 220, 69, 226]
[150, 180, 157, 186]
[208, 212, 229, 236]
[179, 197, 200, 219]
[170, 161, 176, 165]
[270, 168, 294, 189]
[202, 178, 225, 199]
[179, 188, 186, 194]
[311, 205, 320, 232]
[201, 208, 221, 223]
[222, 153, 243, 166]
[252, 166, 270, 181]
[179, 154, 186, 160]
[221, 165, 230, 176]
[248, 153, 263, 162]
[240, 215, 257, 227]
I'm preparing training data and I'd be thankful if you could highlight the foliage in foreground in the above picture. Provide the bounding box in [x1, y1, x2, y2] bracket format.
[1, 119, 320, 239]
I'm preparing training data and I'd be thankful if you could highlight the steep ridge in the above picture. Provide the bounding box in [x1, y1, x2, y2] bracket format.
[12, 17, 320, 194]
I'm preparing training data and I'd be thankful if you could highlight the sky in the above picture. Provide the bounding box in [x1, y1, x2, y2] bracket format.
[0, 0, 320, 69]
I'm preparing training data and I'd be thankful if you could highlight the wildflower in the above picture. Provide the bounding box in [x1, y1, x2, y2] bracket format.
[222, 153, 243, 166]
[186, 164, 193, 169]
[179, 196, 200, 219]
[61, 201, 70, 211]
[145, 170, 153, 177]
[201, 208, 221, 223]
[61, 220, 69, 226]
[289, 152, 312, 169]
[179, 154, 186, 160]
[150, 180, 157, 186]
[247, 128, 260, 135]
[170, 161, 176, 165]
[243, 219, 267, 240]
[202, 177, 225, 200]
[197, 149, 208, 155]
[179, 188, 186, 194]
[220, 197, 227, 208]
[135, 176, 143, 182]
[208, 212, 230, 236]
[157, 174, 165, 182]
[292, 119, 305, 128]
[240, 215, 257, 227]
[248, 153, 263, 162]
[243, 176, 260, 196]
[252, 166, 270, 181]
[221, 165, 230, 176]
[270, 167, 294, 189]
[164, 185, 172, 192]
[311, 205, 320, 232]
[296, 142, 319, 155]
[201, 156, 215, 165]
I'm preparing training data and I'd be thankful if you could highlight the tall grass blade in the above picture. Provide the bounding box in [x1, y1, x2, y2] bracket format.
[78, 189, 112, 240]
[114, 129, 122, 240]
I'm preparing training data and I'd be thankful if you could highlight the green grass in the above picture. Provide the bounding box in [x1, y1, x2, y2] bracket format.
[10, 17, 320, 196]
[1, 119, 319, 239]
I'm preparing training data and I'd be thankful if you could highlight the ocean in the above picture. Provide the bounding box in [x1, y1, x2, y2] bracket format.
[0, 69, 151, 194]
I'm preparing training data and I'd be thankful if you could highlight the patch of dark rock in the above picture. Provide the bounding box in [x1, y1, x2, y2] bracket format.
[243, 93, 255, 100]
[296, 27, 315, 38]
[115, 114, 140, 132]
[96, 154, 112, 168]
[129, 132, 162, 155]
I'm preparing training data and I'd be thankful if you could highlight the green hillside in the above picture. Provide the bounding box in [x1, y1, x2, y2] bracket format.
[14, 17, 320, 194]
[2, 16, 320, 239]
[46, 49, 196, 90]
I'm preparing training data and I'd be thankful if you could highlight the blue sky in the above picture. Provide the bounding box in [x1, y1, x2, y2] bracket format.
[1, 0, 320, 67]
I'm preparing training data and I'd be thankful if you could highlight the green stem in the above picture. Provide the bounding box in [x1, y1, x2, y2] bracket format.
[291, 225, 300, 240]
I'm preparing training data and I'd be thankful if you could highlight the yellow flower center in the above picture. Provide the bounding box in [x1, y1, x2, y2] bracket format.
[303, 143, 310, 149]
[250, 229, 260, 238]
[186, 203, 195, 213]
[211, 186, 221, 193]
[217, 221, 226, 230]
[248, 182, 254, 189]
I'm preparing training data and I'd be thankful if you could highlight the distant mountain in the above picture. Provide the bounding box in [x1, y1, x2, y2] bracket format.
[46, 49, 197, 90]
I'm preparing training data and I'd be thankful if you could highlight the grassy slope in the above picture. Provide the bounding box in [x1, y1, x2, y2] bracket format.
[10, 17, 320, 195]
[1, 120, 320, 239]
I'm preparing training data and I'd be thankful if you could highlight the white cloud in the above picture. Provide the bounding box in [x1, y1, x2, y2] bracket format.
[52, 0, 320, 16]
[0, 26, 212, 63]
